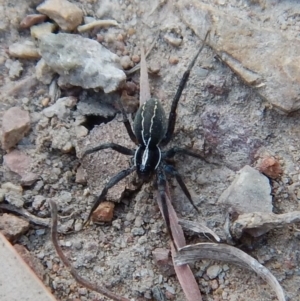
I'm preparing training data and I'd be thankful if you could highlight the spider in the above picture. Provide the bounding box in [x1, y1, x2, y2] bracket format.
[82, 33, 209, 245]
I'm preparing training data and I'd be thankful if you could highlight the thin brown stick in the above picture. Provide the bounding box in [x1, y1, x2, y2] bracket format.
[49, 200, 130, 301]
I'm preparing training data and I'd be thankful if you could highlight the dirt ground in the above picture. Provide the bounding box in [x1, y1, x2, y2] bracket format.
[1, 0, 300, 301]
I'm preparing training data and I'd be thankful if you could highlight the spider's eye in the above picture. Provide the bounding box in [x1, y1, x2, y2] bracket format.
[134, 146, 161, 180]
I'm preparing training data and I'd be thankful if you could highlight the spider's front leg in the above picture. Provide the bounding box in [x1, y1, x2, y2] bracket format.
[84, 165, 135, 224]
[161, 31, 210, 146]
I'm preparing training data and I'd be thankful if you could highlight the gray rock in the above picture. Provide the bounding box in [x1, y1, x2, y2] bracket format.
[35, 58, 55, 84]
[177, 1, 300, 113]
[39, 33, 126, 93]
[43, 96, 77, 120]
[218, 165, 273, 214]
[206, 264, 222, 279]
[1, 107, 30, 150]
[5, 192, 24, 208]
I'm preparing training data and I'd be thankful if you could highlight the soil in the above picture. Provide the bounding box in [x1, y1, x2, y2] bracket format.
[1, 1, 300, 301]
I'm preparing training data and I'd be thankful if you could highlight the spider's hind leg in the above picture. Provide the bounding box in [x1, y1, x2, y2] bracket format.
[163, 164, 199, 213]
[84, 165, 136, 225]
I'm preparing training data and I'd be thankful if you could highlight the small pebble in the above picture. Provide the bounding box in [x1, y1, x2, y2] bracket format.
[207, 265, 222, 279]
[120, 55, 133, 69]
[169, 56, 179, 65]
[132, 54, 140, 63]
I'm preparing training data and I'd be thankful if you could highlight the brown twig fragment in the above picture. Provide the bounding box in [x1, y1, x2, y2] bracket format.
[49, 200, 130, 301]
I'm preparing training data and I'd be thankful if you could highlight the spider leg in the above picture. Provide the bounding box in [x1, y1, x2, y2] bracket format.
[156, 166, 176, 247]
[84, 165, 136, 224]
[117, 99, 138, 145]
[82, 143, 134, 159]
[163, 146, 207, 161]
[163, 164, 199, 213]
[161, 31, 210, 146]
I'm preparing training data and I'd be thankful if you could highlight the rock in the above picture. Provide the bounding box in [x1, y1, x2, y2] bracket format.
[14, 244, 45, 280]
[43, 96, 77, 120]
[35, 58, 55, 85]
[39, 33, 126, 93]
[8, 41, 41, 60]
[164, 34, 182, 47]
[75, 166, 87, 184]
[30, 22, 57, 39]
[206, 265, 222, 279]
[91, 201, 115, 222]
[3, 150, 31, 177]
[218, 165, 273, 214]
[0, 214, 30, 242]
[21, 173, 40, 186]
[152, 248, 175, 277]
[5, 192, 24, 208]
[75, 126, 88, 138]
[1, 182, 23, 194]
[1, 107, 30, 150]
[5, 59, 23, 79]
[20, 14, 47, 29]
[257, 156, 283, 179]
[51, 126, 73, 152]
[177, 1, 300, 113]
[37, 0, 83, 31]
[120, 55, 133, 70]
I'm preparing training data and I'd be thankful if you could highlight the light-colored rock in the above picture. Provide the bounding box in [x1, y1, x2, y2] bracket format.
[5, 59, 23, 79]
[35, 58, 55, 84]
[177, 1, 300, 113]
[0, 214, 30, 242]
[39, 33, 126, 93]
[218, 165, 273, 214]
[1, 182, 23, 194]
[8, 41, 40, 60]
[3, 150, 31, 176]
[43, 96, 77, 120]
[37, 0, 83, 31]
[92, 201, 115, 222]
[206, 265, 222, 279]
[1, 107, 31, 150]
[30, 22, 57, 39]
[51, 126, 73, 152]
[20, 14, 47, 29]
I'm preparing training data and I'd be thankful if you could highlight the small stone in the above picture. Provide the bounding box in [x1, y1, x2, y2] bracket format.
[132, 54, 140, 63]
[169, 56, 179, 65]
[77, 19, 118, 33]
[37, 0, 83, 31]
[21, 172, 40, 186]
[1, 182, 23, 194]
[0, 214, 30, 242]
[20, 14, 47, 29]
[120, 55, 133, 70]
[5, 59, 23, 79]
[1, 107, 30, 150]
[3, 150, 31, 177]
[211, 279, 219, 290]
[51, 126, 73, 152]
[164, 34, 183, 47]
[257, 156, 283, 179]
[75, 166, 87, 184]
[5, 192, 24, 208]
[75, 126, 88, 138]
[32, 195, 46, 210]
[92, 201, 115, 222]
[218, 165, 273, 214]
[149, 62, 160, 74]
[31, 22, 57, 39]
[43, 96, 77, 120]
[131, 227, 145, 236]
[35, 59, 55, 85]
[207, 265, 222, 279]
[8, 41, 40, 60]
[73, 240, 82, 250]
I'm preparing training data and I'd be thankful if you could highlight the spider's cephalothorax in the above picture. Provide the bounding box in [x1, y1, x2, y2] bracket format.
[82, 32, 209, 245]
[133, 98, 167, 180]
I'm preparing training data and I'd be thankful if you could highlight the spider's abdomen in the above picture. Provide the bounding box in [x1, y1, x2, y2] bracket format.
[133, 98, 167, 148]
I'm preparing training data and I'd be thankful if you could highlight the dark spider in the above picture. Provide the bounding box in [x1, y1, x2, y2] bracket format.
[82, 32, 209, 245]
